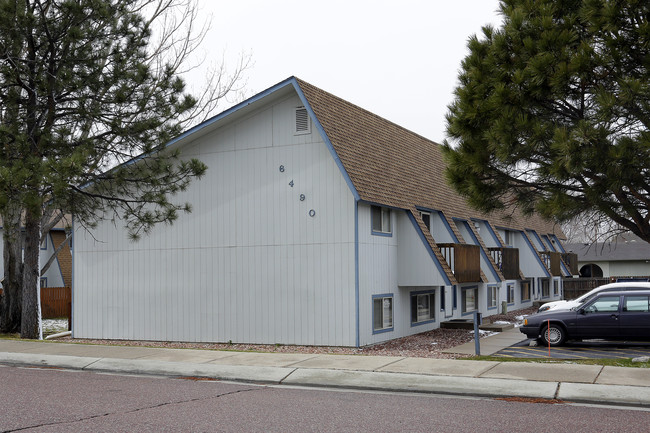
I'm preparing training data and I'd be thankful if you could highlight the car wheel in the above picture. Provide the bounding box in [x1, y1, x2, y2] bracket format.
[540, 324, 566, 347]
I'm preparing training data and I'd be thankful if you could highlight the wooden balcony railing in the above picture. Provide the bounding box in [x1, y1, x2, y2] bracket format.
[562, 252, 579, 275]
[488, 247, 520, 280]
[438, 243, 481, 283]
[540, 251, 562, 276]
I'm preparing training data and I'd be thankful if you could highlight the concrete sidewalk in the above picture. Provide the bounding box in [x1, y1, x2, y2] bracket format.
[2, 332, 650, 408]
[441, 326, 529, 356]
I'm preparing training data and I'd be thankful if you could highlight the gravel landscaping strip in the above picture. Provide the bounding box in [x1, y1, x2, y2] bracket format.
[57, 306, 538, 360]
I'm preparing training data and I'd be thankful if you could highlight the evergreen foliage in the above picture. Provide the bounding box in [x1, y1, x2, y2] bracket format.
[444, 0, 650, 242]
[0, 0, 246, 337]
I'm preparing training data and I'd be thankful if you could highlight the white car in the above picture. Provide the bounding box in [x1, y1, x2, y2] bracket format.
[537, 281, 650, 313]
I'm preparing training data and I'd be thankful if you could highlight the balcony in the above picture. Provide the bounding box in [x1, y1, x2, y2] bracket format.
[562, 252, 579, 275]
[488, 247, 520, 280]
[540, 251, 562, 276]
[438, 243, 481, 283]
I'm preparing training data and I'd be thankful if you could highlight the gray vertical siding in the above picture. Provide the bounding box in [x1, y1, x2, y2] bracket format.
[73, 94, 357, 346]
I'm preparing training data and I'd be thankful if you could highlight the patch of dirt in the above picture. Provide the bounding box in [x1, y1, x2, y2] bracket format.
[495, 397, 565, 404]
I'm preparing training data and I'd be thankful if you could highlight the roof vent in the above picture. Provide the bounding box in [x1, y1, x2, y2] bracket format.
[294, 106, 311, 135]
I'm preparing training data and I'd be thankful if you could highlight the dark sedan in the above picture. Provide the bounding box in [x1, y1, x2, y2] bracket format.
[520, 290, 650, 346]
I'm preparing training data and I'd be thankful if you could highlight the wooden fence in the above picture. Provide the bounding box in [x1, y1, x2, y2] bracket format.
[0, 286, 71, 330]
[40, 287, 71, 322]
[562, 278, 610, 299]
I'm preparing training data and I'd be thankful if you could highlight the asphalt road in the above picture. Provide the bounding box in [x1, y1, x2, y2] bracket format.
[495, 339, 650, 359]
[1, 365, 649, 432]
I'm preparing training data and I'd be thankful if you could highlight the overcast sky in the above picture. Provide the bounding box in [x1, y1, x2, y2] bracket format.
[194, 0, 504, 143]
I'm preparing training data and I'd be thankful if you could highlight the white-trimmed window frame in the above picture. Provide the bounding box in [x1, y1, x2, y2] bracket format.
[371, 205, 392, 236]
[411, 291, 435, 326]
[372, 294, 394, 333]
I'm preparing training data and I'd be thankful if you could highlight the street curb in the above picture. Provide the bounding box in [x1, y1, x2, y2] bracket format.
[0, 352, 294, 385]
[3, 352, 650, 407]
[558, 382, 650, 407]
[281, 368, 559, 399]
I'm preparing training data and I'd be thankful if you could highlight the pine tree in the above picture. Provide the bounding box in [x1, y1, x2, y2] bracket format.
[0, 0, 248, 337]
[444, 0, 650, 242]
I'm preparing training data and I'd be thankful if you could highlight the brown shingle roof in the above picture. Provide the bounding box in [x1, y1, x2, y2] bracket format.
[296, 78, 564, 237]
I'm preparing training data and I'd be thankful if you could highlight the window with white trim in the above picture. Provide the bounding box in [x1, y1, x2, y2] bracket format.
[487, 285, 498, 309]
[371, 205, 392, 235]
[462, 286, 478, 314]
[503, 230, 514, 246]
[553, 279, 559, 296]
[411, 292, 435, 324]
[373, 295, 393, 332]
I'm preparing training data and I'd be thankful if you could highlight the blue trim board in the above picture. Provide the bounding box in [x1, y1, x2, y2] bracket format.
[527, 229, 546, 251]
[354, 200, 360, 347]
[551, 235, 567, 253]
[520, 230, 551, 278]
[406, 212, 452, 286]
[479, 219, 503, 247]
[541, 234, 555, 251]
[291, 79, 361, 201]
[439, 211, 460, 242]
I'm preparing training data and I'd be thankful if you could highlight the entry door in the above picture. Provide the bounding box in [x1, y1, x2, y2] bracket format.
[444, 286, 454, 318]
[576, 295, 621, 339]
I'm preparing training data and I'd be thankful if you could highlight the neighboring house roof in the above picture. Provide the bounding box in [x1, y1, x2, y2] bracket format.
[295, 78, 564, 237]
[565, 239, 650, 262]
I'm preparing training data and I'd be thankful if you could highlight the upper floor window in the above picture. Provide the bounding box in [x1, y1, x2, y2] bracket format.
[504, 230, 514, 246]
[420, 212, 431, 232]
[371, 205, 392, 235]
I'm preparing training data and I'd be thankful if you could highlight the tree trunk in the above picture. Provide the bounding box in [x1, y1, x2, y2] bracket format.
[21, 211, 42, 339]
[0, 206, 24, 334]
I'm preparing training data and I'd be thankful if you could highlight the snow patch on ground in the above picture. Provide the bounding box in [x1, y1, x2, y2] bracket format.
[42, 319, 68, 336]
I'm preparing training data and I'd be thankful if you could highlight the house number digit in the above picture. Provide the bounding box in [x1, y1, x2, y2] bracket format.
[289, 180, 294, 187]
[309, 209, 316, 217]
[299, 194, 305, 201]
[279, 165, 285, 172]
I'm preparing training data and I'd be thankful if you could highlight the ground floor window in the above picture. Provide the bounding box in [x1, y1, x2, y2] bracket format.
[411, 291, 435, 325]
[541, 279, 550, 297]
[462, 286, 478, 314]
[487, 285, 498, 309]
[553, 279, 559, 296]
[373, 294, 393, 333]
[521, 280, 531, 301]
[507, 284, 515, 304]
[440, 287, 445, 311]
